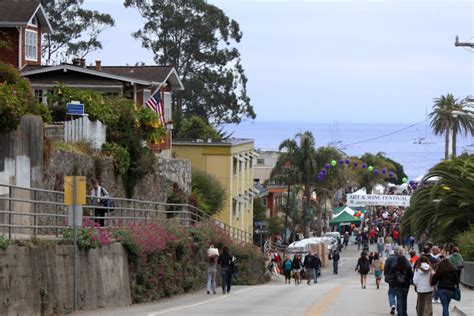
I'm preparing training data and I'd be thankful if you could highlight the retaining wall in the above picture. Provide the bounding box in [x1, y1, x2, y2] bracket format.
[0, 243, 131, 315]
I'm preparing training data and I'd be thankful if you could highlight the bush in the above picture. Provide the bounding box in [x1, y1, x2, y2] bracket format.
[102, 142, 131, 175]
[26, 102, 52, 123]
[191, 169, 226, 216]
[62, 217, 110, 250]
[455, 226, 474, 261]
[0, 62, 22, 83]
[0, 234, 10, 250]
[176, 116, 221, 140]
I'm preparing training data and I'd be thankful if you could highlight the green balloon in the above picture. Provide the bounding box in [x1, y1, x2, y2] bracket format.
[331, 160, 337, 166]
[368, 166, 374, 172]
[402, 177, 408, 183]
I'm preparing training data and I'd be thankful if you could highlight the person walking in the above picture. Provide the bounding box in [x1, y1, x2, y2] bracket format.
[218, 246, 233, 294]
[313, 253, 322, 284]
[343, 232, 350, 249]
[303, 252, 316, 285]
[377, 235, 385, 257]
[373, 253, 383, 289]
[282, 255, 293, 284]
[448, 247, 464, 281]
[206, 245, 219, 294]
[413, 257, 434, 316]
[332, 250, 340, 274]
[355, 251, 370, 289]
[431, 259, 459, 316]
[385, 247, 401, 314]
[391, 252, 413, 316]
[90, 178, 111, 227]
[292, 254, 303, 285]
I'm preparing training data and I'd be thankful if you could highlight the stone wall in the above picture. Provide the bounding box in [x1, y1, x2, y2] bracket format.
[0, 243, 131, 315]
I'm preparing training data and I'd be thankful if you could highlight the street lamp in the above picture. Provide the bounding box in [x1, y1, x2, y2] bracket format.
[283, 161, 291, 246]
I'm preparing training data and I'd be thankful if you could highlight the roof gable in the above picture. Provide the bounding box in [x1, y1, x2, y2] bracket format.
[0, 0, 53, 33]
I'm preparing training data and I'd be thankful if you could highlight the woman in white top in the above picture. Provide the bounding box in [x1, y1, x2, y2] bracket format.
[90, 178, 110, 227]
[413, 257, 434, 316]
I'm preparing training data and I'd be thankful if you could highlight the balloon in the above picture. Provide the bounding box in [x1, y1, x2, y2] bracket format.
[362, 163, 367, 169]
[354, 162, 359, 167]
[325, 163, 331, 169]
[382, 168, 387, 175]
[389, 172, 394, 178]
[338, 159, 344, 165]
[411, 184, 417, 190]
[374, 169, 379, 175]
[368, 166, 374, 172]
[402, 177, 408, 183]
[331, 160, 337, 166]
[345, 159, 350, 165]
[321, 169, 327, 175]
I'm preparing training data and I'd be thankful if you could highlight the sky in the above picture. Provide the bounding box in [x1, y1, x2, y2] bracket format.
[83, 0, 474, 123]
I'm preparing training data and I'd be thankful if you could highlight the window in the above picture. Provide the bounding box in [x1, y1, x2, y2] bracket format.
[239, 161, 242, 173]
[143, 89, 151, 106]
[25, 30, 38, 61]
[163, 92, 172, 121]
[233, 157, 238, 175]
[232, 199, 237, 217]
[257, 158, 264, 166]
[34, 90, 43, 104]
[249, 157, 253, 169]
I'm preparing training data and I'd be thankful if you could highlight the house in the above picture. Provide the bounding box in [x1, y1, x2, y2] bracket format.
[0, 1, 184, 155]
[0, 0, 53, 68]
[173, 139, 259, 239]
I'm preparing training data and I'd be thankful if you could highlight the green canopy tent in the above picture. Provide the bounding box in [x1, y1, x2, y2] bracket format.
[329, 210, 361, 226]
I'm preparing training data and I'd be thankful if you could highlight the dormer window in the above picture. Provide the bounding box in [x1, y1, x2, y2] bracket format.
[25, 30, 38, 61]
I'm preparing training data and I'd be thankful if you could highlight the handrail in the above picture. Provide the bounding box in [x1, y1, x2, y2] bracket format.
[0, 183, 252, 243]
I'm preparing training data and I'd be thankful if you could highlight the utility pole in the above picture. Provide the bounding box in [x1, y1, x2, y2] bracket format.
[454, 36, 474, 48]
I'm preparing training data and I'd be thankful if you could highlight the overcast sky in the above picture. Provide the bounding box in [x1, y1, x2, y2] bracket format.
[84, 0, 473, 123]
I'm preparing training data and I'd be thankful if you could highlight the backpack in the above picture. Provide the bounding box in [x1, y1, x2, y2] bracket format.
[395, 270, 406, 284]
[284, 260, 292, 271]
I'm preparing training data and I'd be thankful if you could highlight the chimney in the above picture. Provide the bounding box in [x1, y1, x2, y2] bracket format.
[79, 58, 86, 67]
[72, 58, 80, 66]
[95, 60, 102, 71]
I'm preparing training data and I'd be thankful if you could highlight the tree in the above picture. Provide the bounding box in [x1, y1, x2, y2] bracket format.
[123, 0, 255, 128]
[356, 152, 396, 193]
[41, 0, 115, 63]
[191, 169, 226, 216]
[253, 198, 267, 222]
[401, 156, 474, 243]
[429, 94, 473, 159]
[176, 116, 221, 140]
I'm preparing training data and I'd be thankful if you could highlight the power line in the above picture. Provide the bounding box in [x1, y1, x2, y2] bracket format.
[343, 120, 427, 147]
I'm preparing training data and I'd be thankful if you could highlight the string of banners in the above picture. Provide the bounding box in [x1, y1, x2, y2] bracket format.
[346, 194, 410, 207]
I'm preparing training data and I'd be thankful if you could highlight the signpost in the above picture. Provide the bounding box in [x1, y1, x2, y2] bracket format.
[66, 101, 85, 116]
[64, 176, 86, 311]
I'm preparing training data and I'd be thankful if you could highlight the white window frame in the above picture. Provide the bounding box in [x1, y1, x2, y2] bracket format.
[25, 29, 38, 62]
[143, 89, 151, 106]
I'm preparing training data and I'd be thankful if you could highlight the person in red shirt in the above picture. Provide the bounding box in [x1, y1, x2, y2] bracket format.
[392, 230, 400, 245]
[369, 227, 377, 244]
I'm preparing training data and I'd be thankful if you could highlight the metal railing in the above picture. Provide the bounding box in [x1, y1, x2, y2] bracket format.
[0, 183, 252, 243]
[461, 261, 474, 288]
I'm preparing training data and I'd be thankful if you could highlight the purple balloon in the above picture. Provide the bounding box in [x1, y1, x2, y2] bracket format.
[317, 175, 323, 182]
[353, 162, 358, 167]
[374, 169, 379, 175]
[411, 184, 417, 190]
[324, 163, 331, 169]
[321, 169, 327, 175]
[382, 168, 387, 175]
[338, 159, 344, 165]
[362, 163, 367, 169]
[389, 172, 394, 178]
[409, 180, 415, 186]
[345, 159, 350, 165]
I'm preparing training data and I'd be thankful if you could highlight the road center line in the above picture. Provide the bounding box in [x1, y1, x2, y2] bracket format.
[304, 282, 347, 316]
[146, 287, 255, 316]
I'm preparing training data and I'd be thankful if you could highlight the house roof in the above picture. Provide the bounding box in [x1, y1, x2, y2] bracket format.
[21, 64, 184, 90]
[0, 0, 53, 33]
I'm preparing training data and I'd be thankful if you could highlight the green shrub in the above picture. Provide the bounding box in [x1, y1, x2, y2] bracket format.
[53, 140, 95, 155]
[176, 116, 221, 140]
[0, 62, 22, 83]
[0, 234, 10, 250]
[102, 142, 131, 175]
[26, 103, 53, 123]
[137, 107, 166, 143]
[191, 169, 226, 216]
[455, 226, 474, 261]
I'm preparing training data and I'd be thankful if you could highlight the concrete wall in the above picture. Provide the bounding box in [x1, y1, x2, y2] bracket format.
[0, 243, 131, 315]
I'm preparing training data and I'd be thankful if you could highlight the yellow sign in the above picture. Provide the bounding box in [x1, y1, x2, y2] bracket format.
[64, 176, 87, 206]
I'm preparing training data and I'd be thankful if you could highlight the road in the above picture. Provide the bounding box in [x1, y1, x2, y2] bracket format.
[77, 245, 460, 316]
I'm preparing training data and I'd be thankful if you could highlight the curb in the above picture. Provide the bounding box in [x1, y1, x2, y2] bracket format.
[453, 305, 467, 316]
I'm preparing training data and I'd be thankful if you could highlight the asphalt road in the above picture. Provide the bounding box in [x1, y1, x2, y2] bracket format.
[77, 245, 459, 316]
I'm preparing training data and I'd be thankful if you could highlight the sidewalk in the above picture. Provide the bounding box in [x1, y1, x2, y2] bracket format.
[451, 284, 474, 316]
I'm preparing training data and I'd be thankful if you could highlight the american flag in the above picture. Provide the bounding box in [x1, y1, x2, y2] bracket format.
[145, 89, 165, 125]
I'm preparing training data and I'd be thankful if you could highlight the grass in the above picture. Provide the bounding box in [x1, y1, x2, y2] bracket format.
[52, 140, 96, 155]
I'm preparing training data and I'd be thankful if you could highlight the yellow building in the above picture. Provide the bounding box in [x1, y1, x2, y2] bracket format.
[173, 139, 257, 238]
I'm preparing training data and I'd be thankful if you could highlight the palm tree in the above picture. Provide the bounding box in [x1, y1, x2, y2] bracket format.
[401, 156, 474, 242]
[271, 131, 317, 237]
[429, 94, 473, 159]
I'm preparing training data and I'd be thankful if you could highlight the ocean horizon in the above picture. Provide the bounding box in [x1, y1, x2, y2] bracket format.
[222, 120, 473, 180]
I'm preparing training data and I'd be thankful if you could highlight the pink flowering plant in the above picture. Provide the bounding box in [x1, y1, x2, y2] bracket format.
[62, 217, 111, 250]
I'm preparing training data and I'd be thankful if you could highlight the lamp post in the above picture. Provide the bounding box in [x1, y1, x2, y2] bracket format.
[283, 162, 291, 246]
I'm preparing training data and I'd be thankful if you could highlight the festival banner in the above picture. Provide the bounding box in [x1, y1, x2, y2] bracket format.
[346, 194, 410, 207]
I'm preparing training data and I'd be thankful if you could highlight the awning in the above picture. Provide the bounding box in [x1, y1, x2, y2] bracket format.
[329, 210, 361, 225]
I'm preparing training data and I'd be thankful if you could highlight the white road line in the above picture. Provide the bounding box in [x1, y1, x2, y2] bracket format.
[146, 287, 255, 316]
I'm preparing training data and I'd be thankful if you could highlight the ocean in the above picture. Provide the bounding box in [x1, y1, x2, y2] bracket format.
[222, 120, 473, 180]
